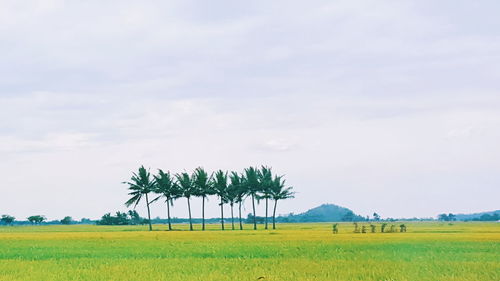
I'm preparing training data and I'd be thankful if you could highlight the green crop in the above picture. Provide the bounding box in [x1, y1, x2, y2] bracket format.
[0, 222, 498, 281]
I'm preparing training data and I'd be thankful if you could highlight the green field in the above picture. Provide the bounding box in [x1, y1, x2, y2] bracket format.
[0, 222, 498, 281]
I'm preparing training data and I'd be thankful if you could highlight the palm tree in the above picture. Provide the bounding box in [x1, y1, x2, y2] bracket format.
[258, 166, 273, 230]
[153, 169, 181, 231]
[226, 186, 237, 230]
[229, 171, 246, 230]
[123, 166, 155, 231]
[176, 172, 195, 231]
[212, 170, 229, 230]
[243, 167, 260, 230]
[270, 175, 294, 230]
[226, 172, 239, 230]
[192, 167, 213, 231]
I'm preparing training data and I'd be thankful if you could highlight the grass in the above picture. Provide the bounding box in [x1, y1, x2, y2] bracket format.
[0, 222, 498, 281]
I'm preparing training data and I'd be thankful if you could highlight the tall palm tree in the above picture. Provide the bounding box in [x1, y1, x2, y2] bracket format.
[123, 166, 155, 231]
[229, 171, 246, 230]
[226, 172, 239, 230]
[243, 167, 260, 230]
[226, 186, 237, 230]
[258, 166, 273, 230]
[192, 167, 213, 231]
[176, 172, 195, 231]
[212, 170, 229, 230]
[270, 175, 295, 230]
[153, 169, 180, 231]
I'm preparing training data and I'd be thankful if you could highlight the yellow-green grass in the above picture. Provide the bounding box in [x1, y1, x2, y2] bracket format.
[0, 222, 498, 281]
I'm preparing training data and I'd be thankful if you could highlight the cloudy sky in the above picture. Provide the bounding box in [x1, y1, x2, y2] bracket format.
[1, 0, 499, 221]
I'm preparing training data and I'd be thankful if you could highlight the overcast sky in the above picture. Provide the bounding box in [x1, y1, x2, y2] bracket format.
[1, 0, 499, 221]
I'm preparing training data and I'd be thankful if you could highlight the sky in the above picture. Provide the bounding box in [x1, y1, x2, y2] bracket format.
[1, 0, 499, 221]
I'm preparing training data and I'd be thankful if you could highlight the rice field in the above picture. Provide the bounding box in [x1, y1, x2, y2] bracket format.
[0, 222, 498, 281]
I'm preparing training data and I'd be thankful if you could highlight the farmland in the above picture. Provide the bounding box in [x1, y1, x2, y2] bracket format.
[0, 222, 498, 281]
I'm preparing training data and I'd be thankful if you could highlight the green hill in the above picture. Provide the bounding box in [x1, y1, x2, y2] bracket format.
[278, 204, 365, 222]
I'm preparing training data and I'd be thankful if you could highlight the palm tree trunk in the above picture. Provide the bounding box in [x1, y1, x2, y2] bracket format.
[239, 201, 243, 230]
[166, 198, 172, 231]
[202, 196, 206, 231]
[272, 199, 278, 230]
[251, 194, 257, 230]
[187, 197, 193, 231]
[220, 198, 225, 230]
[145, 193, 152, 231]
[230, 203, 235, 230]
[265, 197, 268, 230]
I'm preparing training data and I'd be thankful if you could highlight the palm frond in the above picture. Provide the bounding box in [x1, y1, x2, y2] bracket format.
[124, 194, 141, 208]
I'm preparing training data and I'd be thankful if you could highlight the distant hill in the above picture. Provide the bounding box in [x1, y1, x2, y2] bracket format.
[454, 210, 500, 221]
[277, 204, 365, 222]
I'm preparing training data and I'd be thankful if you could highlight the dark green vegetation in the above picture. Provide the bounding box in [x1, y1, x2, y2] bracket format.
[96, 211, 146, 226]
[454, 210, 500, 221]
[60, 216, 73, 225]
[0, 215, 15, 225]
[123, 166, 295, 231]
[438, 213, 457, 221]
[278, 204, 365, 222]
[27, 215, 46, 224]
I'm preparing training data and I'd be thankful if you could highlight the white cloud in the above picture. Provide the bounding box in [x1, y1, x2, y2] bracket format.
[1, 0, 499, 220]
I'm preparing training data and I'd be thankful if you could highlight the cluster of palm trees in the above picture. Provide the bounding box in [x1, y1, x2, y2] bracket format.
[123, 166, 294, 231]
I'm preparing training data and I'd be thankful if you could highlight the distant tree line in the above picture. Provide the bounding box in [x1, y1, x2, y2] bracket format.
[123, 166, 295, 231]
[0, 215, 92, 226]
